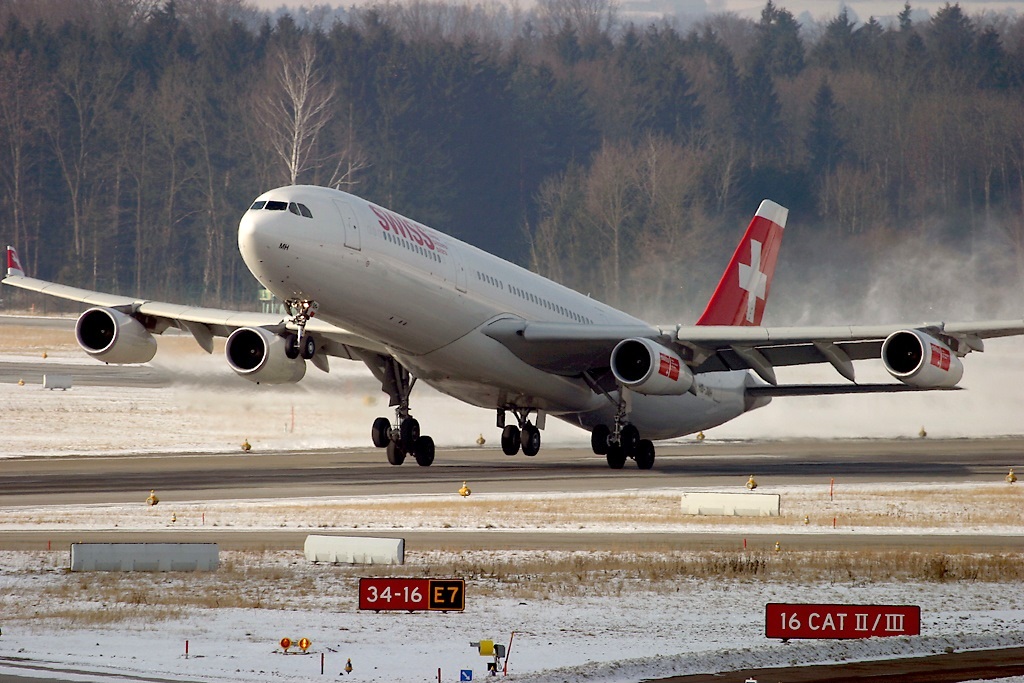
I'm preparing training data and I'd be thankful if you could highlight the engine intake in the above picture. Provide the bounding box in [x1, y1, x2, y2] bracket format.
[610, 338, 694, 395]
[881, 329, 963, 388]
[75, 307, 157, 364]
[226, 327, 306, 384]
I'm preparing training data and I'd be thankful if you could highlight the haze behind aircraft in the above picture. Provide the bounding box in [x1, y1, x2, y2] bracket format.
[6, 185, 1024, 470]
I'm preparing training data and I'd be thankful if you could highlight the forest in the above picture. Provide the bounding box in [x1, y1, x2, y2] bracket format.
[1, 0, 1024, 321]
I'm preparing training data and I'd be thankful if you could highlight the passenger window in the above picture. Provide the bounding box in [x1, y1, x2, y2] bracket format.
[288, 202, 301, 215]
[250, 201, 266, 210]
[298, 204, 313, 218]
[266, 201, 287, 211]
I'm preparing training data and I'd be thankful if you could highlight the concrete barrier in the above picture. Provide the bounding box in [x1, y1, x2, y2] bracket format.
[304, 535, 404, 565]
[681, 492, 780, 517]
[43, 374, 72, 390]
[70, 543, 218, 571]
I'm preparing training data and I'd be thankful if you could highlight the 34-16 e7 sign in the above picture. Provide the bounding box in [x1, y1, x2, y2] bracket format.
[766, 603, 920, 639]
[358, 578, 465, 612]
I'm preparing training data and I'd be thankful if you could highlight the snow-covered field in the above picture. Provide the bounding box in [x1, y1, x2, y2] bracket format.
[1, 483, 1023, 683]
[1, 318, 1023, 682]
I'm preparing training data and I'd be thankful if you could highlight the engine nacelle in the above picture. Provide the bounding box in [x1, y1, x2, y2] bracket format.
[75, 307, 157, 364]
[225, 327, 306, 384]
[610, 338, 694, 395]
[881, 329, 964, 388]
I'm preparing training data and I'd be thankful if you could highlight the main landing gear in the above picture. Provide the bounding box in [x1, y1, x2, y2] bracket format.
[283, 299, 319, 360]
[368, 358, 435, 467]
[589, 403, 655, 470]
[498, 408, 543, 457]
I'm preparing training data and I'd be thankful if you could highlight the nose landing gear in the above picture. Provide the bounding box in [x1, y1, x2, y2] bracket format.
[284, 299, 319, 360]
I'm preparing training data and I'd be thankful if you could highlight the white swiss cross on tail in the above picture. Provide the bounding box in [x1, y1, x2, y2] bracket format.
[738, 239, 767, 324]
[696, 200, 788, 327]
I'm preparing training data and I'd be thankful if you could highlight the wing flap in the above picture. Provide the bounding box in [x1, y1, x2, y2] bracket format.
[748, 383, 962, 397]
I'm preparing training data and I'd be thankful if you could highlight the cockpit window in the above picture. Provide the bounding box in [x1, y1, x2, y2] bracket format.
[248, 199, 312, 217]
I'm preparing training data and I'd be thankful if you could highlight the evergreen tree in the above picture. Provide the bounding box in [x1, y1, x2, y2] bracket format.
[806, 80, 844, 177]
[749, 0, 804, 78]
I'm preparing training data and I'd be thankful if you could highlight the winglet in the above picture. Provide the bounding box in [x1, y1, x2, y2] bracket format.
[6, 246, 25, 277]
[696, 200, 788, 326]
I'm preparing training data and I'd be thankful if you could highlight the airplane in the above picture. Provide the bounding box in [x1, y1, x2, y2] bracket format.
[5, 185, 1024, 470]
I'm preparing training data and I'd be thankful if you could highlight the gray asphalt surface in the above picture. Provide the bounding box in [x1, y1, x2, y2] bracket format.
[1, 438, 1022, 552]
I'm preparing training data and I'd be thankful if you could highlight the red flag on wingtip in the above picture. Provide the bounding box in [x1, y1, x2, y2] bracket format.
[6, 246, 25, 277]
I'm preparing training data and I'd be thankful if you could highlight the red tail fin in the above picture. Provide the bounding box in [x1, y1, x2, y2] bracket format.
[696, 200, 787, 326]
[6, 245, 25, 277]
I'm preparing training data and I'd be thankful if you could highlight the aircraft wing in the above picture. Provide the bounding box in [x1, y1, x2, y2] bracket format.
[484, 317, 1024, 388]
[1, 273, 388, 359]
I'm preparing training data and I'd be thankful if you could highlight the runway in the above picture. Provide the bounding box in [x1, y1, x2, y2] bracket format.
[1, 438, 1021, 503]
[1, 438, 1022, 552]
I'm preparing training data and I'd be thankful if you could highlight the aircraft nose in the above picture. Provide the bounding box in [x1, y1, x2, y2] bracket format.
[237, 209, 272, 277]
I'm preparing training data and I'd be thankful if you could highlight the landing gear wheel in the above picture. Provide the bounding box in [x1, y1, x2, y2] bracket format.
[620, 424, 640, 456]
[501, 425, 521, 456]
[284, 333, 300, 360]
[301, 334, 316, 360]
[400, 418, 420, 452]
[386, 441, 406, 466]
[371, 417, 391, 448]
[413, 435, 435, 466]
[591, 425, 610, 455]
[635, 439, 655, 470]
[606, 445, 626, 469]
[521, 424, 541, 457]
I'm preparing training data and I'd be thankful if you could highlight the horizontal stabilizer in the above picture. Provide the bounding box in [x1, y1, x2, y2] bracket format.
[747, 383, 962, 397]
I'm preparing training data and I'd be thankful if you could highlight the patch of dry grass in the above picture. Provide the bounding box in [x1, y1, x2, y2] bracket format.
[4, 485, 1021, 532]
[3, 547, 1022, 626]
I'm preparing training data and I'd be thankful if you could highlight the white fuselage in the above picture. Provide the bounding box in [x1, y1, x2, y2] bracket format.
[237, 186, 759, 439]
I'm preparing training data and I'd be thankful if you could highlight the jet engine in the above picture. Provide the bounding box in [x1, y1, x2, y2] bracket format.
[75, 307, 157, 364]
[225, 326, 306, 384]
[610, 338, 694, 395]
[881, 329, 963, 388]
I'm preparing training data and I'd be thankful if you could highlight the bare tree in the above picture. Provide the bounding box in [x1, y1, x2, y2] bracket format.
[536, 0, 617, 46]
[253, 37, 335, 186]
[44, 38, 127, 272]
[0, 51, 51, 269]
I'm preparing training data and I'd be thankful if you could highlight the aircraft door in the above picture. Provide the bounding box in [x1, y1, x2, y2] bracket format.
[333, 200, 361, 251]
[451, 247, 468, 293]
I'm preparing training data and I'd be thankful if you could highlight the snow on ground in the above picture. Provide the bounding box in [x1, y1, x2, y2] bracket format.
[1, 320, 1023, 459]
[1, 547, 1024, 683]
[1, 484, 1023, 682]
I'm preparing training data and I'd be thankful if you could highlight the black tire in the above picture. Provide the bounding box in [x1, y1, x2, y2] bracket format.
[301, 334, 316, 360]
[606, 445, 626, 469]
[371, 417, 391, 448]
[521, 424, 541, 457]
[501, 425, 521, 455]
[414, 435, 435, 466]
[620, 424, 640, 456]
[386, 441, 405, 466]
[635, 439, 655, 470]
[400, 418, 420, 452]
[591, 424, 610, 455]
[284, 333, 300, 360]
